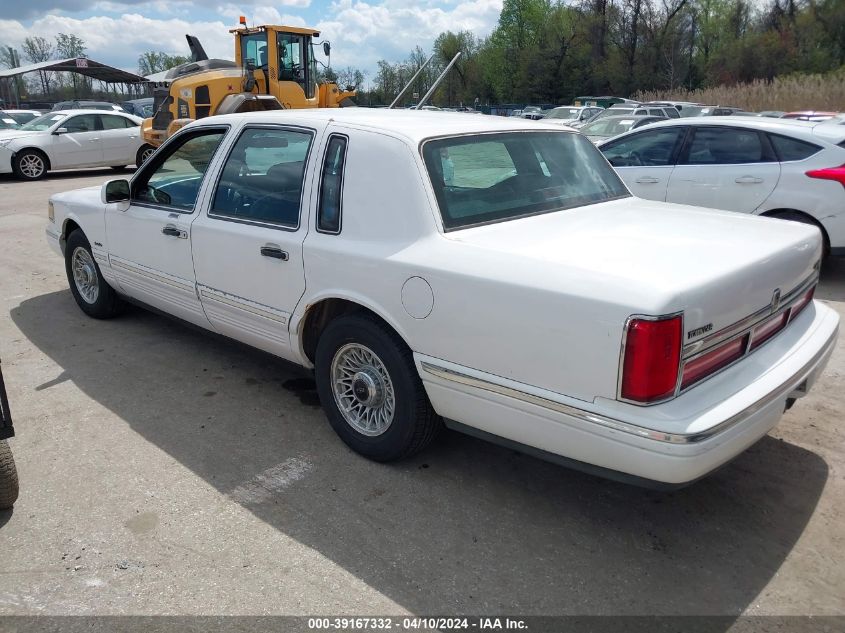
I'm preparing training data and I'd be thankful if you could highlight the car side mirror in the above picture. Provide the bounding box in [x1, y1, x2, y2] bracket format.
[323, 42, 331, 57]
[102, 179, 130, 205]
[53, 127, 68, 135]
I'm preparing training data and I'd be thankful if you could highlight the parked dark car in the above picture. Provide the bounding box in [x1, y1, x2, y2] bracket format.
[121, 98, 154, 117]
[0, 359, 18, 510]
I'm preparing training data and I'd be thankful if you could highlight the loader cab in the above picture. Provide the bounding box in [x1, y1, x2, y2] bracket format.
[233, 25, 320, 107]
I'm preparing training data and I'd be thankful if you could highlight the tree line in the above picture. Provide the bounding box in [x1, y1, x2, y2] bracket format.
[358, 0, 844, 107]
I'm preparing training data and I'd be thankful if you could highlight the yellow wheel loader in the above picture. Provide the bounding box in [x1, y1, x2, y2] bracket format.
[142, 21, 357, 147]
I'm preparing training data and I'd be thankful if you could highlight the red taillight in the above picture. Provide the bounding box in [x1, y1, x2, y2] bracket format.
[681, 335, 748, 390]
[789, 286, 815, 321]
[806, 165, 845, 187]
[749, 312, 789, 351]
[621, 315, 682, 403]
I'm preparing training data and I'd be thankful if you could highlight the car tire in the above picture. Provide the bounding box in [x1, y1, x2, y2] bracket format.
[65, 230, 122, 319]
[136, 144, 156, 167]
[0, 440, 18, 510]
[315, 313, 441, 462]
[12, 149, 48, 180]
[768, 210, 830, 257]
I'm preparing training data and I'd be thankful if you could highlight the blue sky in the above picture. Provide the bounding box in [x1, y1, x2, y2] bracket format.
[0, 0, 503, 78]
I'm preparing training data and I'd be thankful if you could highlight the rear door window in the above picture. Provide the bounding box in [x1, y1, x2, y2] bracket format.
[211, 127, 313, 228]
[683, 127, 774, 164]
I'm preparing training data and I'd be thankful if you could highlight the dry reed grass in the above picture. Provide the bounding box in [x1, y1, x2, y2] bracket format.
[634, 71, 845, 112]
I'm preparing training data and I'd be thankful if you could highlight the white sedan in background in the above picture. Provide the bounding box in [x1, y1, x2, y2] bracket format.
[598, 117, 845, 257]
[0, 109, 156, 180]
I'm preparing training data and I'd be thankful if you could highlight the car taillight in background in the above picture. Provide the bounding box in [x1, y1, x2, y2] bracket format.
[620, 315, 682, 403]
[806, 165, 845, 188]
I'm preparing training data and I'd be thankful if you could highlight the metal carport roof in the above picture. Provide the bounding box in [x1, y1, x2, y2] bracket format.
[0, 58, 147, 84]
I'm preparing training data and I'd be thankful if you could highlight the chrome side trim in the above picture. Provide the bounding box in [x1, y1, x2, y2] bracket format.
[421, 327, 836, 445]
[109, 257, 194, 292]
[198, 284, 289, 325]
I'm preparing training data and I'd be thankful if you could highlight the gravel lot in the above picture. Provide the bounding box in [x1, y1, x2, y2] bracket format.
[0, 169, 843, 618]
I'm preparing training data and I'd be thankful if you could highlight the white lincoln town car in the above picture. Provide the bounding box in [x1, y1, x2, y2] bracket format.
[45, 109, 839, 487]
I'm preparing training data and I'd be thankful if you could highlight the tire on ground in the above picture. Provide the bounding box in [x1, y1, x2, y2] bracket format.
[12, 149, 49, 180]
[314, 313, 441, 462]
[136, 144, 156, 167]
[0, 440, 19, 510]
[65, 230, 122, 319]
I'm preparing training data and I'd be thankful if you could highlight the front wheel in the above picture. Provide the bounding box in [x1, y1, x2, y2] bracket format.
[0, 440, 18, 510]
[65, 230, 122, 319]
[136, 144, 156, 167]
[13, 149, 48, 180]
[315, 314, 441, 462]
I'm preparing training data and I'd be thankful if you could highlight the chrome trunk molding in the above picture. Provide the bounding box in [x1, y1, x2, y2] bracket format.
[421, 326, 836, 445]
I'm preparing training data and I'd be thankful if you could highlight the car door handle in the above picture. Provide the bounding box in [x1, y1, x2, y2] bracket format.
[635, 177, 660, 184]
[260, 245, 289, 261]
[161, 225, 187, 239]
[735, 176, 764, 184]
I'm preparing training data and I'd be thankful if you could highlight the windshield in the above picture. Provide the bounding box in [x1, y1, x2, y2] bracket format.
[546, 109, 581, 120]
[581, 118, 637, 137]
[423, 131, 629, 230]
[0, 115, 20, 130]
[19, 113, 66, 131]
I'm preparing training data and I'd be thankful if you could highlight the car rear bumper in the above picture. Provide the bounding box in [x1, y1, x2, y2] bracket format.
[417, 301, 839, 486]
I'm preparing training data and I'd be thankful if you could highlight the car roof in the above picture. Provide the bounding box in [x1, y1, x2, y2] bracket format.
[587, 114, 661, 122]
[195, 109, 580, 144]
[608, 115, 845, 145]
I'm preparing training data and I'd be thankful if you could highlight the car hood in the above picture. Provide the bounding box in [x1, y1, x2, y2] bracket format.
[0, 130, 44, 142]
[439, 197, 821, 335]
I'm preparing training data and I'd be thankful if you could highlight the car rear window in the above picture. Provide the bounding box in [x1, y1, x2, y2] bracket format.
[422, 131, 629, 230]
[768, 133, 822, 161]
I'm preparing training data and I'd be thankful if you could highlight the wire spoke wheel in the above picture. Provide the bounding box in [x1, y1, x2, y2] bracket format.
[331, 343, 396, 437]
[19, 153, 45, 178]
[71, 247, 100, 305]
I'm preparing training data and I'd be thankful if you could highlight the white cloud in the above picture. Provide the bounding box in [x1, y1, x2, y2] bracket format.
[317, 0, 502, 74]
[0, 0, 503, 77]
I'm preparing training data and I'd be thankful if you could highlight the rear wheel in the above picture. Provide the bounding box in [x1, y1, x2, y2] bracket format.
[767, 210, 830, 257]
[136, 144, 156, 167]
[13, 149, 48, 180]
[315, 314, 441, 461]
[65, 230, 122, 319]
[0, 440, 18, 510]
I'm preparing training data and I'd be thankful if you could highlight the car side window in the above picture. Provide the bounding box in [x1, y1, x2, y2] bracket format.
[63, 114, 98, 133]
[101, 115, 136, 129]
[601, 128, 685, 167]
[211, 127, 312, 228]
[664, 108, 680, 118]
[768, 134, 822, 162]
[684, 127, 773, 165]
[317, 135, 348, 234]
[132, 129, 226, 212]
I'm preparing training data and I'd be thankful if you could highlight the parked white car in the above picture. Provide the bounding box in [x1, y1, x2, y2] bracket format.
[0, 109, 155, 180]
[45, 110, 839, 487]
[598, 117, 845, 257]
[543, 106, 604, 128]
